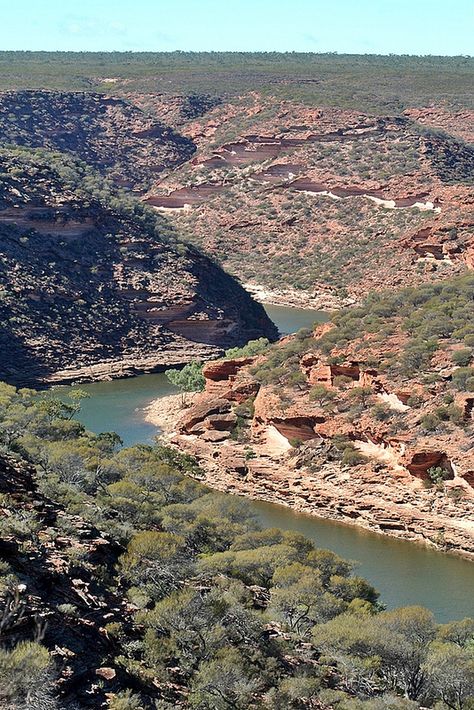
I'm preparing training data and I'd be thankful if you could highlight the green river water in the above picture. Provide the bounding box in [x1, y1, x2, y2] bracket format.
[55, 305, 474, 621]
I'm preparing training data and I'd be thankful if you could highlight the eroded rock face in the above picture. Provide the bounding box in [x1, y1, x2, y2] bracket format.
[159, 320, 474, 557]
[202, 357, 260, 398]
[463, 471, 474, 487]
[403, 451, 455, 481]
[455, 394, 474, 420]
[144, 97, 474, 307]
[0, 150, 277, 386]
[145, 184, 223, 209]
[271, 415, 324, 442]
[178, 397, 231, 434]
[203, 357, 257, 381]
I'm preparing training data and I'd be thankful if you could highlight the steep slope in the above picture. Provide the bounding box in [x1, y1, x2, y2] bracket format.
[0, 90, 196, 190]
[144, 96, 474, 307]
[151, 275, 474, 556]
[0, 146, 277, 386]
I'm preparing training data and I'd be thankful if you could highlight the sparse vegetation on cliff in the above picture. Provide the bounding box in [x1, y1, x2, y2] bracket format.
[166, 274, 474, 556]
[0, 145, 277, 385]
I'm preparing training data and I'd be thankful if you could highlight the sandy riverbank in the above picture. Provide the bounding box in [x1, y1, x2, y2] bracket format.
[243, 283, 354, 310]
[144, 391, 199, 438]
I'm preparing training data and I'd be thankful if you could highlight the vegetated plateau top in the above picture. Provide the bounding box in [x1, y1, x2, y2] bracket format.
[1, 51, 473, 113]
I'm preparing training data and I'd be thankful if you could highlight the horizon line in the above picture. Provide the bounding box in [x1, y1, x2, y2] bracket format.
[1, 50, 473, 59]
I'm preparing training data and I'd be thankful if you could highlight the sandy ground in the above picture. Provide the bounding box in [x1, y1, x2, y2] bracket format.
[242, 282, 352, 309]
[143, 391, 198, 438]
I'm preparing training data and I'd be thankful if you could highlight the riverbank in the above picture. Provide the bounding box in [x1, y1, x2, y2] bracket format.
[144, 391, 474, 561]
[243, 282, 354, 310]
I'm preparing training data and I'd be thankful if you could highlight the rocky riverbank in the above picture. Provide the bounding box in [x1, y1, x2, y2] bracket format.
[144, 386, 474, 561]
[242, 283, 353, 310]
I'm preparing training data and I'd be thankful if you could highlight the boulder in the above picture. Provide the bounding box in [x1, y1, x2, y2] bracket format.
[179, 397, 231, 433]
[205, 413, 238, 431]
[96, 667, 116, 681]
[228, 380, 260, 402]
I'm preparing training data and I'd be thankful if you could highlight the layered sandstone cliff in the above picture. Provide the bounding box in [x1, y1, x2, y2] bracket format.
[0, 147, 277, 386]
[147, 278, 474, 558]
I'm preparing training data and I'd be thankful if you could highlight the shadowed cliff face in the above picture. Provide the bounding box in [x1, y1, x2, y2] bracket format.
[0, 147, 277, 386]
[0, 90, 197, 190]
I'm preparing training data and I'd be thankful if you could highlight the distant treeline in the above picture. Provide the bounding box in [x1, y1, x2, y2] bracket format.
[0, 51, 473, 112]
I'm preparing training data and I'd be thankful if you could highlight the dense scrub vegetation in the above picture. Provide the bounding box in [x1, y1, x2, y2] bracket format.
[0, 383, 472, 708]
[317, 272, 474, 380]
[0, 53, 473, 113]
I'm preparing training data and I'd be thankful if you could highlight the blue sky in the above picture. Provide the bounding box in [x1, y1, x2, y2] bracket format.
[2, 0, 473, 54]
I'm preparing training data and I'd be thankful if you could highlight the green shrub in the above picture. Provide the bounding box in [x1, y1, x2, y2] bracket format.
[452, 367, 474, 391]
[371, 403, 392, 421]
[341, 446, 367, 467]
[0, 641, 51, 706]
[309, 384, 336, 407]
[420, 413, 441, 432]
[165, 361, 205, 393]
[428, 466, 450, 485]
[452, 348, 472, 367]
[225, 337, 270, 359]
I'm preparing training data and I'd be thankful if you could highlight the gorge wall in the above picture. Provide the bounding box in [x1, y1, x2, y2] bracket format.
[147, 277, 474, 557]
[0, 146, 277, 386]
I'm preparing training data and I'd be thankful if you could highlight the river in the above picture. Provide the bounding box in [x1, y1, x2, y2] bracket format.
[56, 305, 474, 621]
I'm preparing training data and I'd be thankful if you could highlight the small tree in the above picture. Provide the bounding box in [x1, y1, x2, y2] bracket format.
[166, 361, 205, 405]
[38, 388, 89, 421]
[348, 386, 372, 407]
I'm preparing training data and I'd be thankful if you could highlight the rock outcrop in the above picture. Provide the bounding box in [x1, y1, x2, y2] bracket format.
[150, 278, 474, 558]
